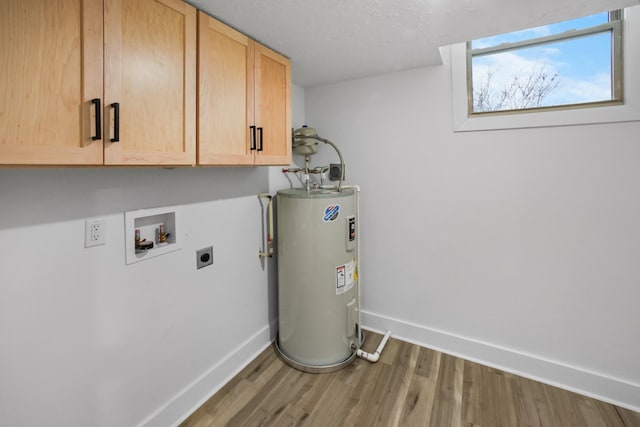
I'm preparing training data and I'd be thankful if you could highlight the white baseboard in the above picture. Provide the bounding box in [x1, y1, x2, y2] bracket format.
[361, 310, 640, 413]
[137, 321, 277, 427]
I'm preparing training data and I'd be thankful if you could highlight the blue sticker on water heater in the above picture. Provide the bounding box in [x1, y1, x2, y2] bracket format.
[323, 204, 340, 222]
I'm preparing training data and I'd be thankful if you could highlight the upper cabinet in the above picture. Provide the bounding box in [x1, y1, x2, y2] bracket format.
[104, 0, 196, 165]
[0, 0, 104, 165]
[197, 12, 291, 166]
[1, 2, 289, 167]
[1, 0, 196, 166]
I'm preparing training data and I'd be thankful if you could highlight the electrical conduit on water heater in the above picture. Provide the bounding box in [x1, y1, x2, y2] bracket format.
[341, 184, 392, 363]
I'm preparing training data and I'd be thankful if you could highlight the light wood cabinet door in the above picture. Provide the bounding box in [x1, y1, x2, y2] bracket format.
[0, 0, 104, 165]
[104, 0, 196, 165]
[197, 12, 291, 166]
[197, 12, 253, 165]
[253, 43, 291, 166]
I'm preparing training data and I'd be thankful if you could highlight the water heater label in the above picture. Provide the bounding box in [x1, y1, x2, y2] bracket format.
[336, 260, 355, 295]
[323, 204, 340, 222]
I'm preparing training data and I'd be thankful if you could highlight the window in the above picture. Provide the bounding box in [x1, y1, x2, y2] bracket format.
[467, 11, 623, 115]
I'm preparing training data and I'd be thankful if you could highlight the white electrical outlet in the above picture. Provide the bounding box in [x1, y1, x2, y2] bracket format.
[85, 219, 106, 248]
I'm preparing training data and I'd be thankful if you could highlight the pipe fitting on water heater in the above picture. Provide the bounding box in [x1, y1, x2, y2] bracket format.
[291, 126, 345, 192]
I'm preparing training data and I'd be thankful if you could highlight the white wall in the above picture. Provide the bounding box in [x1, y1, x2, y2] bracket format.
[305, 55, 640, 409]
[0, 168, 270, 427]
[0, 85, 306, 427]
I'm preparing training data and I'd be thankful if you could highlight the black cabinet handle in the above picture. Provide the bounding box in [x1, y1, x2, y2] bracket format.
[257, 127, 263, 152]
[110, 102, 120, 142]
[250, 125, 256, 151]
[91, 98, 101, 141]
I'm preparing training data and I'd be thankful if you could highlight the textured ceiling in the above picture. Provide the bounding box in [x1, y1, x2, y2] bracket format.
[187, 0, 640, 87]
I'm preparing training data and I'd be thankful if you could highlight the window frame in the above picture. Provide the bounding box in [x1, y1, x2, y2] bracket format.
[466, 10, 624, 116]
[451, 7, 640, 132]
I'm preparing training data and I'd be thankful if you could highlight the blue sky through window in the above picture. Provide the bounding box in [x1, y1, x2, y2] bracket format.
[471, 12, 610, 49]
[470, 12, 616, 112]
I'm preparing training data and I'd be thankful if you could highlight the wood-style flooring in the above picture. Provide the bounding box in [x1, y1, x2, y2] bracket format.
[181, 331, 640, 427]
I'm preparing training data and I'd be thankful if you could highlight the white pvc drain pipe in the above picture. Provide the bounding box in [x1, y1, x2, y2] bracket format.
[357, 330, 392, 363]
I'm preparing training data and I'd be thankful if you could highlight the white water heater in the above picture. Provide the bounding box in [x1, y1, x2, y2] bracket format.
[276, 188, 359, 372]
